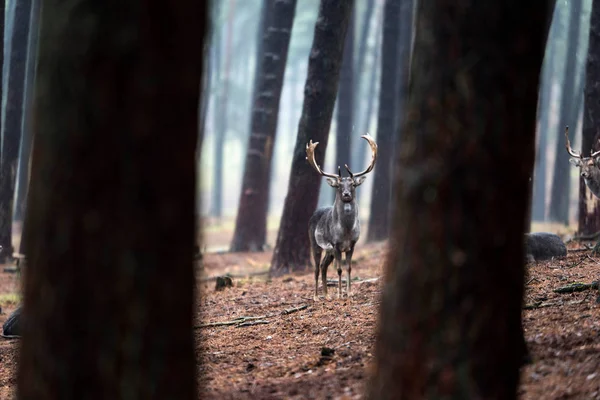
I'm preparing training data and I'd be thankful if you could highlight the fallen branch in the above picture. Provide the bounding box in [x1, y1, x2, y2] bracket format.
[326, 277, 380, 287]
[236, 320, 269, 327]
[572, 231, 600, 241]
[195, 303, 309, 329]
[553, 281, 599, 294]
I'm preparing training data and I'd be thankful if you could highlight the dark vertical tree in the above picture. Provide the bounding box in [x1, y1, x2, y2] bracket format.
[351, 0, 377, 172]
[16, 0, 205, 397]
[549, 0, 582, 224]
[355, 12, 383, 204]
[14, 0, 40, 225]
[579, 0, 600, 235]
[0, 0, 28, 261]
[367, 0, 401, 242]
[210, 0, 235, 218]
[367, 0, 549, 397]
[270, 0, 354, 276]
[334, 3, 355, 185]
[230, 0, 297, 252]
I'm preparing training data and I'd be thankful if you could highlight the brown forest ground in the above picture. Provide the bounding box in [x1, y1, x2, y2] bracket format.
[0, 233, 597, 398]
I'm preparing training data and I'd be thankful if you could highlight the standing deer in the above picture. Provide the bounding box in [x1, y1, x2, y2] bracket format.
[306, 134, 377, 300]
[565, 125, 600, 252]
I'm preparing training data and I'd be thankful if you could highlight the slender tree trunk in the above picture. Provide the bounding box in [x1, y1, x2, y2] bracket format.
[14, 0, 39, 226]
[336, 5, 355, 169]
[270, 0, 354, 276]
[579, 0, 600, 235]
[549, 0, 582, 224]
[17, 0, 205, 398]
[367, 0, 549, 397]
[355, 13, 383, 204]
[367, 0, 401, 242]
[211, 0, 235, 219]
[230, 0, 297, 252]
[0, 0, 27, 261]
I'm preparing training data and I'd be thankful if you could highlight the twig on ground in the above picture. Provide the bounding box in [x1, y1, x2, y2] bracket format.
[553, 281, 599, 294]
[282, 304, 308, 315]
[526, 277, 539, 285]
[195, 303, 310, 329]
[236, 320, 269, 327]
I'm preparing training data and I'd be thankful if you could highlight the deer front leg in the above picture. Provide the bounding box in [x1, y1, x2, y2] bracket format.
[346, 247, 354, 297]
[320, 253, 334, 300]
[334, 249, 343, 299]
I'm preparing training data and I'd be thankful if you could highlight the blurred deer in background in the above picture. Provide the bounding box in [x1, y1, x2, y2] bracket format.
[565, 125, 600, 253]
[306, 134, 377, 300]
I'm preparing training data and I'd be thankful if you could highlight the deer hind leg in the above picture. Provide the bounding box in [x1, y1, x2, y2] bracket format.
[312, 247, 322, 301]
[320, 252, 334, 300]
[346, 246, 354, 297]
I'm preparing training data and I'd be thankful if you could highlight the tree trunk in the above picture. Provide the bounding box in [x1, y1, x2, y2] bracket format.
[14, 0, 39, 225]
[351, 0, 377, 171]
[367, 0, 548, 398]
[335, 4, 354, 178]
[579, 0, 600, 235]
[355, 14, 383, 204]
[367, 0, 401, 242]
[210, 0, 235, 219]
[0, 0, 27, 261]
[17, 1, 205, 398]
[270, 0, 354, 276]
[230, 0, 297, 252]
[549, 0, 582, 224]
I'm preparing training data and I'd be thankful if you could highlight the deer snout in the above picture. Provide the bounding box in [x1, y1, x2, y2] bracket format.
[582, 171, 590, 179]
[341, 191, 352, 202]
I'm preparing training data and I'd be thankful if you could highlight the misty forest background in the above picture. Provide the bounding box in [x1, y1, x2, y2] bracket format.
[193, 0, 596, 257]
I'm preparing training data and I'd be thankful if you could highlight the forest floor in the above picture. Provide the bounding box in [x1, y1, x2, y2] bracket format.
[0, 222, 597, 398]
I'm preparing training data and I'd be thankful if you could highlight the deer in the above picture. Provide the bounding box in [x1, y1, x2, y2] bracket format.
[305, 134, 377, 301]
[565, 125, 600, 253]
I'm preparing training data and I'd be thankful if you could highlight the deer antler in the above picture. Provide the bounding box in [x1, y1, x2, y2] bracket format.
[565, 125, 600, 158]
[565, 126, 582, 158]
[305, 140, 340, 179]
[345, 134, 378, 178]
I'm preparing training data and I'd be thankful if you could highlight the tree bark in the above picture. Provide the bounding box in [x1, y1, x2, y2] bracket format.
[230, 0, 297, 252]
[14, 0, 39, 226]
[0, 0, 25, 261]
[335, 3, 355, 178]
[579, 0, 600, 235]
[367, 0, 401, 242]
[270, 0, 354, 276]
[367, 0, 548, 398]
[210, 0, 235, 218]
[549, 0, 582, 224]
[16, 1, 205, 398]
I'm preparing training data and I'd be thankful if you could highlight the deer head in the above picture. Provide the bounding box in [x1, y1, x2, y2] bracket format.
[305, 134, 378, 202]
[565, 125, 600, 197]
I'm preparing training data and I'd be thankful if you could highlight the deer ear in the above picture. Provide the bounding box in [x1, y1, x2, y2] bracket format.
[353, 176, 366, 186]
[569, 158, 583, 167]
[325, 177, 339, 187]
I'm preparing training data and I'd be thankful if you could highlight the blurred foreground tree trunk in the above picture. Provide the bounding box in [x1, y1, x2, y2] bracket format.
[579, 0, 600, 236]
[549, 0, 582, 224]
[270, 0, 354, 276]
[230, 0, 297, 252]
[367, 0, 401, 242]
[17, 1, 205, 398]
[367, 0, 549, 398]
[0, 0, 11, 260]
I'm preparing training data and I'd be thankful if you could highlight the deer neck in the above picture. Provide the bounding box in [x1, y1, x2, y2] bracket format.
[585, 170, 600, 198]
[333, 194, 357, 228]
